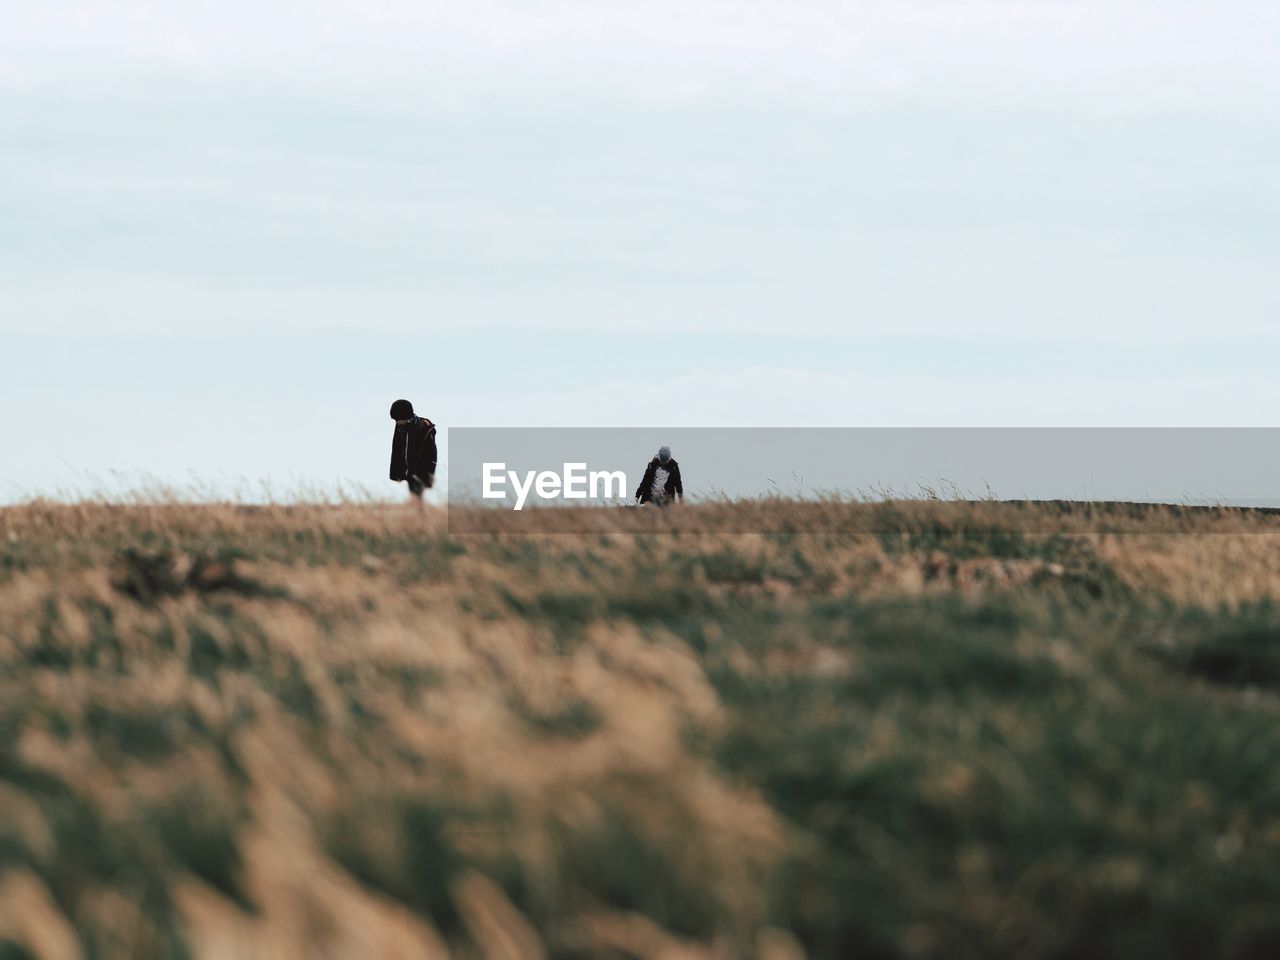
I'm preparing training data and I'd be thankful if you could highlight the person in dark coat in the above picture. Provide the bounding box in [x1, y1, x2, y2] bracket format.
[634, 445, 683, 505]
[389, 399, 437, 499]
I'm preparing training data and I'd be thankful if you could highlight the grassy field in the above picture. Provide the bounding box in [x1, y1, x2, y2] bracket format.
[3, 500, 1280, 959]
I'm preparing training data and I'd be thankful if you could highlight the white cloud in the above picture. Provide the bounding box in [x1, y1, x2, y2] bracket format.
[3, 1, 1278, 111]
[442, 365, 1280, 429]
[0, 0, 1276, 498]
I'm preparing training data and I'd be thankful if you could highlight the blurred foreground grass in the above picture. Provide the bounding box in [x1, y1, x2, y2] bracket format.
[2, 500, 1280, 959]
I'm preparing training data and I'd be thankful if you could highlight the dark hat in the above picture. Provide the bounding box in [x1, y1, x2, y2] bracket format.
[390, 399, 414, 420]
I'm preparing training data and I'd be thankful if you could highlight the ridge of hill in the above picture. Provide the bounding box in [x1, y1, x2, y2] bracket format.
[3, 500, 1280, 959]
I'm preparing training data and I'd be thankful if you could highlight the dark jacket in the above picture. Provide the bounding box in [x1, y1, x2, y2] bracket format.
[390, 416, 438, 485]
[635, 456, 683, 503]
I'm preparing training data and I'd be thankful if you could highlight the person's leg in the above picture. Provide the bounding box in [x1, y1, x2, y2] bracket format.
[407, 476, 425, 500]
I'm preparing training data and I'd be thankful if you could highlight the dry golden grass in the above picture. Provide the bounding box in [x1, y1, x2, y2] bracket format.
[3, 500, 1280, 959]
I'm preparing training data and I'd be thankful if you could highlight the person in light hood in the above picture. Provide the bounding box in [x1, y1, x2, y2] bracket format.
[388, 399, 437, 499]
[635, 445, 683, 505]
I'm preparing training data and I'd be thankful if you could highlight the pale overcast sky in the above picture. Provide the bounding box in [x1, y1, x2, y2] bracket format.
[2, 1, 1278, 499]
